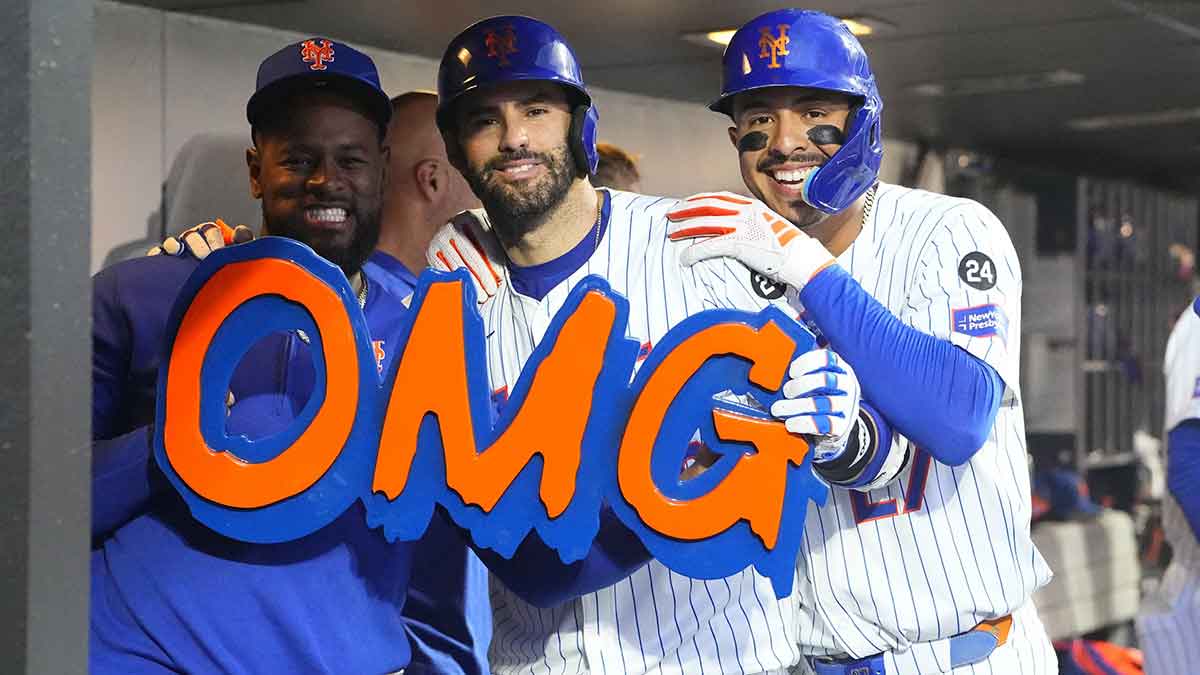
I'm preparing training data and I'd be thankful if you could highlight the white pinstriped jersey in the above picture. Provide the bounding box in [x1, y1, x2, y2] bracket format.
[791, 183, 1053, 674]
[482, 189, 807, 675]
[1137, 300, 1200, 675]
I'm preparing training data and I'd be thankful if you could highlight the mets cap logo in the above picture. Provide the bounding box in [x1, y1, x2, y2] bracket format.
[758, 24, 790, 69]
[300, 39, 336, 71]
[484, 26, 518, 66]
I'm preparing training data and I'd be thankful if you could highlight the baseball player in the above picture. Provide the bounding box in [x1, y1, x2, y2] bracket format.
[1136, 296, 1200, 674]
[665, 10, 1056, 674]
[432, 10, 1056, 675]
[427, 15, 868, 675]
[90, 37, 640, 674]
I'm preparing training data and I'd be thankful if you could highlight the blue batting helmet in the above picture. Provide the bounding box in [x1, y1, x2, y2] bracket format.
[436, 15, 600, 176]
[710, 9, 883, 214]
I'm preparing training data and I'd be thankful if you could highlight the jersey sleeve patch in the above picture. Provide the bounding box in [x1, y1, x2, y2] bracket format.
[750, 271, 787, 300]
[952, 304, 1008, 340]
[957, 251, 997, 290]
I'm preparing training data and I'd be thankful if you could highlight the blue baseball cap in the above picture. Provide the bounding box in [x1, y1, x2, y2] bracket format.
[247, 38, 391, 133]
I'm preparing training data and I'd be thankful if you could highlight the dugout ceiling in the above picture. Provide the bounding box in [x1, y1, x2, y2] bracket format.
[120, 0, 1200, 190]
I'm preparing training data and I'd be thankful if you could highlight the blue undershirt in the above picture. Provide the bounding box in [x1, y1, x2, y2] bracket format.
[800, 266, 1005, 466]
[508, 191, 610, 301]
[363, 250, 419, 300]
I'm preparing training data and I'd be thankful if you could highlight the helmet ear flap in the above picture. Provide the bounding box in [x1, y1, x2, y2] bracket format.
[803, 96, 882, 213]
[568, 103, 599, 177]
[847, 99, 883, 154]
[439, 127, 467, 174]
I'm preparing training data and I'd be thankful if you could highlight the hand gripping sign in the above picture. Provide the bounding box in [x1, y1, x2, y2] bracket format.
[154, 237, 827, 597]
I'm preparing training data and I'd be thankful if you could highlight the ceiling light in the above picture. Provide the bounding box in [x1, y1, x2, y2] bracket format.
[1067, 106, 1200, 131]
[908, 69, 1085, 97]
[703, 29, 736, 46]
[684, 15, 893, 48]
[840, 16, 896, 37]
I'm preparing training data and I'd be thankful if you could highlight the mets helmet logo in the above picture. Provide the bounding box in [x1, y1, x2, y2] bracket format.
[300, 39, 335, 71]
[484, 26, 519, 66]
[758, 24, 790, 69]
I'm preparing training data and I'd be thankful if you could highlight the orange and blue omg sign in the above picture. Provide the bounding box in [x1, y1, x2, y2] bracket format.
[154, 237, 828, 598]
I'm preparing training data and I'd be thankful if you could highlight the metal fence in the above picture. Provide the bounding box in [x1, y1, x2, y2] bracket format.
[1075, 178, 1197, 469]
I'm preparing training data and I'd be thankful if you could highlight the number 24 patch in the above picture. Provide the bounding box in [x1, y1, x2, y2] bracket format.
[958, 251, 997, 290]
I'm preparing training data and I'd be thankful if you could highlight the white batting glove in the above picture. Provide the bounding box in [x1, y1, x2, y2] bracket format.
[147, 219, 254, 260]
[427, 209, 505, 306]
[666, 192, 835, 291]
[769, 349, 861, 463]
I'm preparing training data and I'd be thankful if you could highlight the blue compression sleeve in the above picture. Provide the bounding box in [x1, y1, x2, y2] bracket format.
[1168, 419, 1200, 541]
[476, 507, 650, 608]
[800, 266, 1004, 466]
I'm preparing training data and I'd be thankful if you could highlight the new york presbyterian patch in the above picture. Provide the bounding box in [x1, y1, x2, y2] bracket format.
[952, 304, 1008, 340]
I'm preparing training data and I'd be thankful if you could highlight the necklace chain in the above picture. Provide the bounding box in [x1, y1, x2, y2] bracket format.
[593, 190, 603, 252]
[861, 183, 878, 230]
[357, 274, 368, 309]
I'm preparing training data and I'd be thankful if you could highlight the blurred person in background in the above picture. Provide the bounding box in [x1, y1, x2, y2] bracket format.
[592, 141, 642, 192]
[364, 91, 483, 301]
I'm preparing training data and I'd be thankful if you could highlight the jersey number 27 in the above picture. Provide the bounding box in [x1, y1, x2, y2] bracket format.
[850, 448, 932, 524]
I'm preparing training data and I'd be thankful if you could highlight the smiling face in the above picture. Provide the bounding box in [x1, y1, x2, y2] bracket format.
[451, 80, 580, 244]
[728, 87, 854, 229]
[248, 89, 388, 277]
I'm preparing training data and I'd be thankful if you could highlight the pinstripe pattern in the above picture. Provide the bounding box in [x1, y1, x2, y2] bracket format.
[1138, 564, 1200, 675]
[791, 183, 1054, 674]
[1137, 303, 1200, 674]
[485, 189, 801, 675]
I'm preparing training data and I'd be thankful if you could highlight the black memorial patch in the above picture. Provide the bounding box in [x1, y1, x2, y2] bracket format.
[750, 272, 786, 300]
[957, 251, 997, 290]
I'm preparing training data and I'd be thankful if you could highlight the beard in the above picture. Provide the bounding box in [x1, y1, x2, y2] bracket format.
[262, 201, 381, 279]
[464, 143, 578, 244]
[783, 199, 831, 229]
